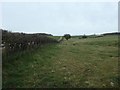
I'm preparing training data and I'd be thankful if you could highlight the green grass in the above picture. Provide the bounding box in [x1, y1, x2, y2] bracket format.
[3, 35, 119, 88]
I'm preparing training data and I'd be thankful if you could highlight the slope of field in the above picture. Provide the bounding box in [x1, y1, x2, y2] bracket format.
[3, 35, 119, 88]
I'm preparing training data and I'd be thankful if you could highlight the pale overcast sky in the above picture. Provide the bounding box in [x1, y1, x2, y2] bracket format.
[1, 2, 118, 36]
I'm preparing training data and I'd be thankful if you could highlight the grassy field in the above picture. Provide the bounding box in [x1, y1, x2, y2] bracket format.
[3, 35, 119, 88]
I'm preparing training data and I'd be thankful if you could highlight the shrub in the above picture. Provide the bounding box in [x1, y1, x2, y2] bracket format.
[64, 34, 71, 40]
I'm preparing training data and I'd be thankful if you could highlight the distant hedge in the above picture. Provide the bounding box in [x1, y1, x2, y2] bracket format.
[102, 32, 120, 36]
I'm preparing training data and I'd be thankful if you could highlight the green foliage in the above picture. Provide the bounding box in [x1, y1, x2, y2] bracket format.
[64, 34, 71, 40]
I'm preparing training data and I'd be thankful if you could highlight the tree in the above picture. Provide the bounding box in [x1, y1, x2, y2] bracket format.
[82, 34, 87, 38]
[64, 34, 71, 40]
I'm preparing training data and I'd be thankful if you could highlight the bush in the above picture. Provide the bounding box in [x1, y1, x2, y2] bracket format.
[64, 34, 71, 40]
